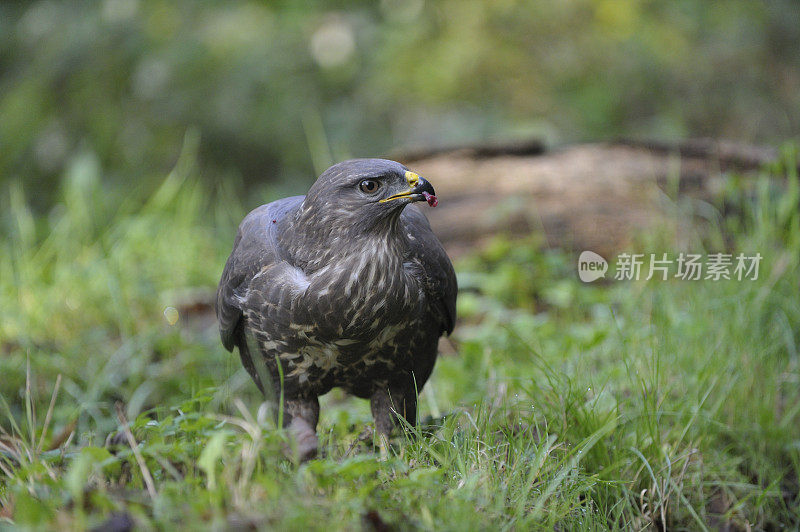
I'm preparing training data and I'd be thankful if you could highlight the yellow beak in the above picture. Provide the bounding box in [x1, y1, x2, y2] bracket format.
[380, 171, 429, 203]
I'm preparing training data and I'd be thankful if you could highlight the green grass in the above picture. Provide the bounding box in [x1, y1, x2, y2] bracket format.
[1, 145, 799, 529]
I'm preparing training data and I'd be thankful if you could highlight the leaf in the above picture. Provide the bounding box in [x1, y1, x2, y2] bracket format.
[65, 449, 93, 503]
[198, 431, 228, 490]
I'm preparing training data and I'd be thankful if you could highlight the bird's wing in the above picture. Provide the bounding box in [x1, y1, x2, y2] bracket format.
[215, 196, 304, 351]
[401, 206, 458, 335]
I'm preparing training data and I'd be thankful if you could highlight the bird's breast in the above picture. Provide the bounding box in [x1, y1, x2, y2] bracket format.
[248, 236, 429, 394]
[300, 243, 423, 337]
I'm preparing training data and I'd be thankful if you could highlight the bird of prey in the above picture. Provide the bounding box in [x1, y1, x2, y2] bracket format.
[216, 159, 456, 459]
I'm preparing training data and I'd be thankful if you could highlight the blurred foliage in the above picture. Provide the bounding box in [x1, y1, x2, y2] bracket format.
[0, 131, 248, 435]
[456, 235, 606, 313]
[1, 0, 799, 209]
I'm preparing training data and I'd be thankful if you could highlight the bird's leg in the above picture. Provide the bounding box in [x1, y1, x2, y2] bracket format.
[370, 386, 417, 459]
[281, 396, 320, 462]
[370, 389, 392, 460]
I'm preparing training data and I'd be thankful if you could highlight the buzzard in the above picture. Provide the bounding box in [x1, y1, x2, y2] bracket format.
[216, 159, 456, 459]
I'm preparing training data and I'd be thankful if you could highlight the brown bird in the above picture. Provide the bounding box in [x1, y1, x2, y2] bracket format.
[216, 159, 456, 459]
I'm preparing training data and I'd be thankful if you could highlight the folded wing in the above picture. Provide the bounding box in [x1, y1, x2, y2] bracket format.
[215, 196, 304, 351]
[400, 206, 458, 336]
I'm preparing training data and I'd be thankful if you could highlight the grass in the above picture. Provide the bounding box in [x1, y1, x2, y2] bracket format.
[1, 141, 799, 529]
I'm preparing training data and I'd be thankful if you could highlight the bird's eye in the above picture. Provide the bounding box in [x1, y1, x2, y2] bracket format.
[359, 179, 380, 194]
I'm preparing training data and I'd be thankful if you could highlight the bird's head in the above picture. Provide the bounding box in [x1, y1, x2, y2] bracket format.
[283, 159, 438, 269]
[301, 158, 437, 230]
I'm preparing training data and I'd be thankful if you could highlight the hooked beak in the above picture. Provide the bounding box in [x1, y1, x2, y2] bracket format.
[379, 171, 436, 204]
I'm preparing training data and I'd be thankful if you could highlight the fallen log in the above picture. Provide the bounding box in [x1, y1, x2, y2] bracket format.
[395, 139, 783, 258]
